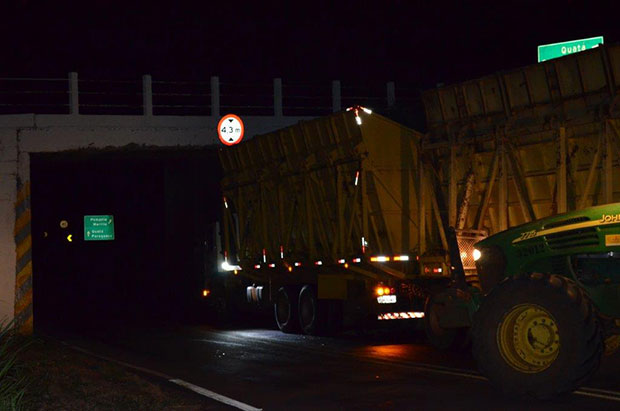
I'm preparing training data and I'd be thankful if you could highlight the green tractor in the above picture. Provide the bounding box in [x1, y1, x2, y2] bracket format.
[431, 203, 620, 398]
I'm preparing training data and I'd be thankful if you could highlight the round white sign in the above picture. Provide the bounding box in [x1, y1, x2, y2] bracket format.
[218, 114, 245, 146]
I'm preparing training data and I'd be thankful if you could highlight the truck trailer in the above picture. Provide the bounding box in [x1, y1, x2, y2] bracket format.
[214, 109, 448, 334]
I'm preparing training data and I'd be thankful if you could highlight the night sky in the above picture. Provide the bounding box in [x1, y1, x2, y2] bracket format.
[1, 1, 620, 88]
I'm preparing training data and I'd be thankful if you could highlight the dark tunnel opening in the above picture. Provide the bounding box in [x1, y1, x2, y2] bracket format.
[30, 148, 222, 334]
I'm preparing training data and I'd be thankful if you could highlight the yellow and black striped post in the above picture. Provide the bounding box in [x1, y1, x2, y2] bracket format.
[14, 182, 33, 335]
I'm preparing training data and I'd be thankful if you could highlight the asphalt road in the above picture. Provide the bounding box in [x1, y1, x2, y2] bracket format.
[59, 322, 620, 410]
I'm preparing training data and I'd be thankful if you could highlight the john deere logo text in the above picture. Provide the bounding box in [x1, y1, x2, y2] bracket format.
[599, 214, 620, 223]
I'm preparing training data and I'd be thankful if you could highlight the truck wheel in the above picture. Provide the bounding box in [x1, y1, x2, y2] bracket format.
[298, 285, 319, 335]
[274, 286, 299, 333]
[424, 294, 469, 351]
[472, 273, 603, 399]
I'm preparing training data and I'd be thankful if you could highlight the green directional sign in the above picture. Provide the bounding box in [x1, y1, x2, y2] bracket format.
[538, 36, 604, 62]
[84, 215, 115, 241]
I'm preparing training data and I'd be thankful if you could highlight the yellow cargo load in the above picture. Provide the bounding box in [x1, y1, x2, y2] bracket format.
[421, 43, 620, 245]
[219, 110, 423, 270]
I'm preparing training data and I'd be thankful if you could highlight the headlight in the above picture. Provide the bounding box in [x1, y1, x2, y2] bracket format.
[221, 261, 242, 271]
[473, 248, 482, 261]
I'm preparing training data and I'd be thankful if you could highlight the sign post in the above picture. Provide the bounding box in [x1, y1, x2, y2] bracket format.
[84, 215, 115, 241]
[537, 36, 604, 62]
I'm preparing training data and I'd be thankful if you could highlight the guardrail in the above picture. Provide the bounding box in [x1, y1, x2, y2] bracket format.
[0, 73, 420, 117]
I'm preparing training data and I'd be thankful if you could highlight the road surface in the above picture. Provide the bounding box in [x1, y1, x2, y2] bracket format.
[57, 323, 620, 410]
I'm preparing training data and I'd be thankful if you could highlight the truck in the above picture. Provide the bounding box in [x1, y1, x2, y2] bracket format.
[214, 108, 435, 334]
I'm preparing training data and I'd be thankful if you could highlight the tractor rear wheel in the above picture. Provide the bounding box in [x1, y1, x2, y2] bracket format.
[472, 273, 603, 399]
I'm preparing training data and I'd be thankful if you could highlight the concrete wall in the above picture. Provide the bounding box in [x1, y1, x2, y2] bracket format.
[0, 113, 312, 326]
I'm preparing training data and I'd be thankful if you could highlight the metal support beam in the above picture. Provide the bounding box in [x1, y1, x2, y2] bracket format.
[68, 72, 79, 115]
[361, 163, 369, 254]
[142, 74, 153, 116]
[449, 141, 457, 228]
[418, 160, 426, 255]
[337, 170, 344, 255]
[506, 143, 535, 222]
[273, 78, 283, 117]
[210, 76, 220, 118]
[557, 127, 567, 213]
[578, 132, 603, 210]
[456, 171, 475, 230]
[305, 178, 315, 259]
[430, 184, 449, 251]
[605, 121, 613, 204]
[499, 140, 508, 231]
[475, 149, 499, 230]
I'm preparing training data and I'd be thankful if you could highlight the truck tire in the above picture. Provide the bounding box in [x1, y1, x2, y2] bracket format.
[424, 293, 469, 351]
[298, 285, 319, 335]
[472, 273, 603, 399]
[274, 286, 299, 333]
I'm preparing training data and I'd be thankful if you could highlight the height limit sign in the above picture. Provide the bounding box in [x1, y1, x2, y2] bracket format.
[218, 114, 245, 146]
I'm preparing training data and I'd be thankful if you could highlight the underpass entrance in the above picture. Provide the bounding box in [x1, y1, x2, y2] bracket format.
[30, 148, 221, 333]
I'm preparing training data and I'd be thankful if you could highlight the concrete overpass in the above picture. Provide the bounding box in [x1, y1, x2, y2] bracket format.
[0, 73, 402, 333]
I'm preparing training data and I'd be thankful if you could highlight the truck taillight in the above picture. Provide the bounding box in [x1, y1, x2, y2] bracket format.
[375, 286, 391, 296]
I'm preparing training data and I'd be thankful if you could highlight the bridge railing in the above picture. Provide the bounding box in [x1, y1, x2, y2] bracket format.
[0, 73, 419, 117]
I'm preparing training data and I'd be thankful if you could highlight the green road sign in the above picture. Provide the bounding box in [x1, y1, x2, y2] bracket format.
[84, 215, 115, 241]
[538, 36, 604, 62]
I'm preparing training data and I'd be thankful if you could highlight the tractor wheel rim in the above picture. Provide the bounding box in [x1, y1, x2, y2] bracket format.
[497, 303, 560, 373]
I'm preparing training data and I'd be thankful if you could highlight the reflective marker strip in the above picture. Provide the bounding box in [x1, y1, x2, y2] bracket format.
[61, 341, 263, 411]
[170, 379, 262, 411]
[14, 181, 33, 335]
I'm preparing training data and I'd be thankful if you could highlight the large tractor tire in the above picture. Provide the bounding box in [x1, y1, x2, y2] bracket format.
[274, 286, 299, 333]
[424, 293, 470, 351]
[472, 273, 603, 399]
